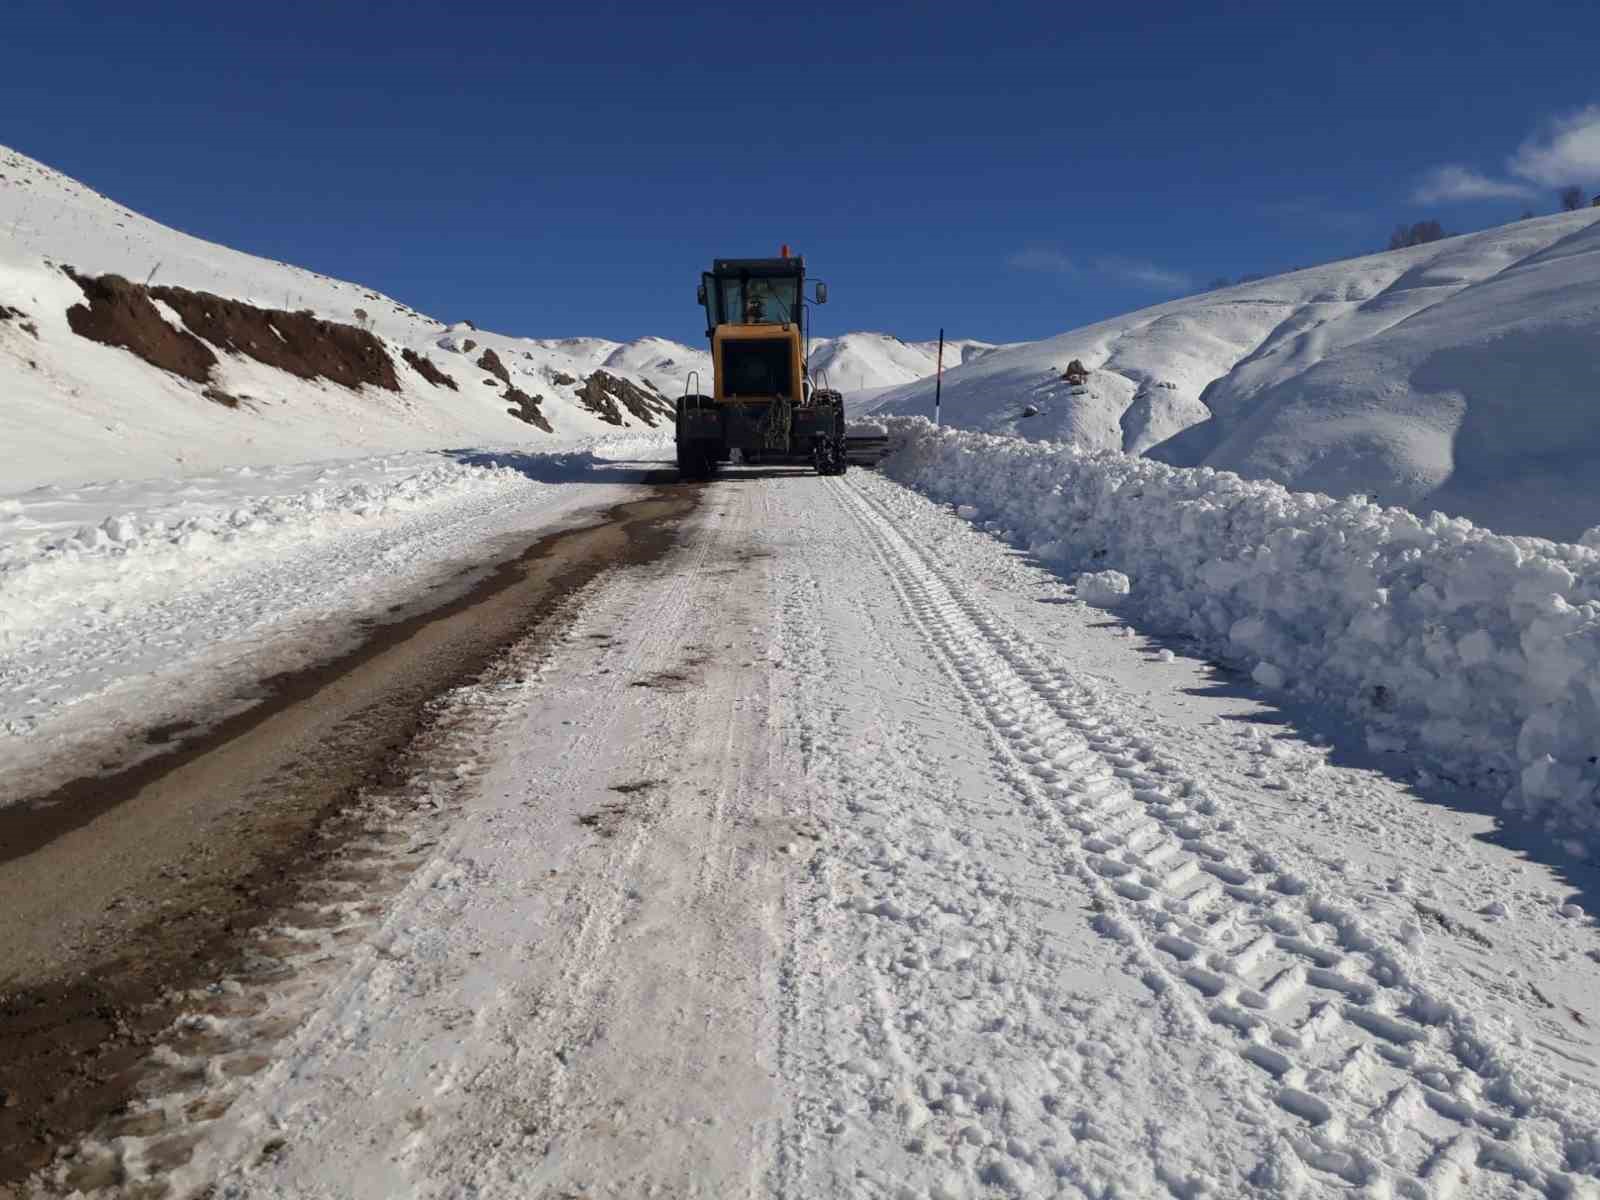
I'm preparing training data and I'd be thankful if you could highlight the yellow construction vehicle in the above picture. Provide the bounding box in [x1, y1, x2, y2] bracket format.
[676, 249, 846, 478]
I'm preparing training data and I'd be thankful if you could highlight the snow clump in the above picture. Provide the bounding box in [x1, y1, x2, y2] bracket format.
[1076, 570, 1130, 607]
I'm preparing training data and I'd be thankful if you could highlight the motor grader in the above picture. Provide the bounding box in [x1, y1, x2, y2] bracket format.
[675, 250, 848, 478]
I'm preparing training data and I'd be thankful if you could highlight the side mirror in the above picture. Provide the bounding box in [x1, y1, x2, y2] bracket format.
[697, 283, 706, 305]
[814, 282, 828, 305]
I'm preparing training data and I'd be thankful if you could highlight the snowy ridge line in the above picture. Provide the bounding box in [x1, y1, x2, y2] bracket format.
[0, 457, 528, 645]
[833, 475, 1600, 1197]
[879, 419, 1600, 848]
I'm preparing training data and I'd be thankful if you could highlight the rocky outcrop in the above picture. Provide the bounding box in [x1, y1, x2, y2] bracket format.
[401, 348, 457, 390]
[505, 385, 552, 432]
[476, 348, 510, 385]
[574, 370, 673, 427]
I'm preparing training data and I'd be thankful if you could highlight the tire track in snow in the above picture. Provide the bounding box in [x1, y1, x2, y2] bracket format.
[772, 477, 1265, 1197]
[832, 474, 1599, 1199]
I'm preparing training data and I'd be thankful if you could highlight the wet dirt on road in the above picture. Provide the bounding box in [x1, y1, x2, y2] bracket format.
[0, 477, 699, 1187]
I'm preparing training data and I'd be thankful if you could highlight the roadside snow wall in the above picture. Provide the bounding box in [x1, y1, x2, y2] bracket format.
[880, 418, 1600, 845]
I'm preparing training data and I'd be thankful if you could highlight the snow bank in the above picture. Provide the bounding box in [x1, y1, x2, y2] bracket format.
[881, 419, 1600, 844]
[0, 454, 528, 645]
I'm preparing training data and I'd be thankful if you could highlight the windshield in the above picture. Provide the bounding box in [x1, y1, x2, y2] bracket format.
[722, 339, 795, 398]
[709, 274, 800, 327]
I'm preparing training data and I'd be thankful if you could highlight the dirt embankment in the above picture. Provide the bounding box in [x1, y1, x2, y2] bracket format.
[402, 348, 458, 390]
[63, 272, 218, 383]
[151, 287, 398, 391]
[576, 369, 674, 427]
[63, 270, 400, 392]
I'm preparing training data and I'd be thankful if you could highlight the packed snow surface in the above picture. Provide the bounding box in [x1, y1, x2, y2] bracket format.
[37, 466, 1600, 1199]
[882, 418, 1600, 848]
[872, 210, 1600, 540]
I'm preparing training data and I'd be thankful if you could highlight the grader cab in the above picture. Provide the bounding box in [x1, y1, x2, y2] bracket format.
[676, 251, 847, 479]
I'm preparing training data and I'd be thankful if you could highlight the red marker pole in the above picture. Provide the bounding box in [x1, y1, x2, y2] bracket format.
[934, 328, 945, 428]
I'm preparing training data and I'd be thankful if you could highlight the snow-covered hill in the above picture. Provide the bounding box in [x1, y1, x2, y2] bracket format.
[0, 145, 956, 490]
[806, 331, 994, 394]
[872, 212, 1600, 540]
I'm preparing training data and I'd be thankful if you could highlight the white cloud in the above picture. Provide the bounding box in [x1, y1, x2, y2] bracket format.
[1007, 248, 1077, 273]
[1096, 256, 1192, 291]
[1008, 248, 1190, 291]
[1509, 105, 1600, 187]
[1413, 164, 1535, 204]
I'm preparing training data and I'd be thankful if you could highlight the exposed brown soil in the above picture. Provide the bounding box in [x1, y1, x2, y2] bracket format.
[475, 347, 510, 385]
[62, 270, 402, 394]
[575, 369, 674, 428]
[63, 271, 218, 383]
[0, 480, 698, 1188]
[505, 385, 553, 432]
[151, 286, 399, 391]
[401, 348, 457, 390]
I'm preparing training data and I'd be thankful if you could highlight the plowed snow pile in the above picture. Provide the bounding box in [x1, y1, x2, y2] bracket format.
[882, 418, 1600, 846]
[872, 209, 1600, 541]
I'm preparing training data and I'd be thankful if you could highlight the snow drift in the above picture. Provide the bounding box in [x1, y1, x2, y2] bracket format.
[872, 210, 1600, 541]
[882, 419, 1600, 846]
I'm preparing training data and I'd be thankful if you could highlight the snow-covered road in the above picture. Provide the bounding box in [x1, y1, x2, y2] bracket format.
[39, 467, 1600, 1199]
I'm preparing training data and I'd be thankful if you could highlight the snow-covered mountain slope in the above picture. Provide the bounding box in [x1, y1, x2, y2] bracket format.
[806, 331, 994, 394]
[0, 145, 957, 491]
[872, 210, 1600, 540]
[0, 144, 681, 488]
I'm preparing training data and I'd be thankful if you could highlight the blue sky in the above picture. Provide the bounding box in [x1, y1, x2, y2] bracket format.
[4, 1, 1599, 345]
